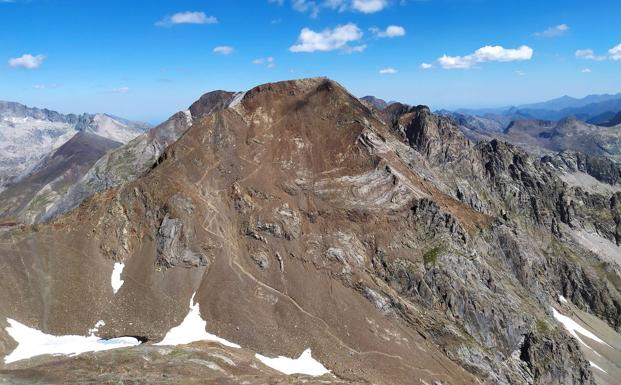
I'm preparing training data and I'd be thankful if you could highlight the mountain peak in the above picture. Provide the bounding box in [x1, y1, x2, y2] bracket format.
[361, 95, 389, 110]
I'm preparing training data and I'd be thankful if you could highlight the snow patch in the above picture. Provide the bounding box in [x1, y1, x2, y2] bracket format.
[552, 308, 611, 348]
[155, 293, 240, 348]
[183, 109, 193, 125]
[88, 320, 105, 336]
[590, 361, 608, 374]
[255, 348, 330, 376]
[228, 92, 246, 108]
[559, 295, 568, 304]
[111, 262, 125, 294]
[4, 319, 140, 364]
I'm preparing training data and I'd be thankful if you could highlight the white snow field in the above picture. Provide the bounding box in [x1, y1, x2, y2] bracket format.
[4, 319, 140, 364]
[155, 293, 241, 348]
[255, 348, 331, 376]
[111, 262, 125, 294]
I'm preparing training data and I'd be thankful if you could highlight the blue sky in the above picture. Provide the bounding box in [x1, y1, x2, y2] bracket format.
[1, 0, 620, 123]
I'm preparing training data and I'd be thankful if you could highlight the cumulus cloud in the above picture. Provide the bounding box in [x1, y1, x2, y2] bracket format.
[581, 68, 592, 73]
[609, 44, 621, 60]
[289, 23, 365, 53]
[156, 11, 217, 27]
[420, 63, 433, 69]
[213, 46, 235, 55]
[253, 56, 275, 68]
[534, 24, 569, 37]
[379, 67, 397, 74]
[576, 43, 621, 61]
[351, 0, 388, 13]
[370, 25, 406, 38]
[435, 45, 533, 69]
[8, 54, 46, 69]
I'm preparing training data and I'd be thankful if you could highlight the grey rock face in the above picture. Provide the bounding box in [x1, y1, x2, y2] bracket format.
[156, 214, 208, 268]
[520, 331, 595, 385]
[542, 151, 621, 186]
[382, 101, 621, 384]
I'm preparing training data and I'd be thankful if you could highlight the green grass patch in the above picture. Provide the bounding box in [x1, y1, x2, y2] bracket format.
[535, 319, 551, 336]
[423, 246, 444, 265]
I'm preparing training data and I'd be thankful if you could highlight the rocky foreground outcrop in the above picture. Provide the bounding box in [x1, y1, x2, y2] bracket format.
[0, 78, 619, 385]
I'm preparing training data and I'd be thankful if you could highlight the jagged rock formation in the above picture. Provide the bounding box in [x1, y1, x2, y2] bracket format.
[0, 78, 619, 385]
[542, 151, 621, 186]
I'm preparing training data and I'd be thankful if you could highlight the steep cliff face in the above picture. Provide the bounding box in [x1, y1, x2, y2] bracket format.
[0, 78, 619, 385]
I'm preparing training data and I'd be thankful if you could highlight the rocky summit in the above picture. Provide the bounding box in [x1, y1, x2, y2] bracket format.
[0, 78, 620, 385]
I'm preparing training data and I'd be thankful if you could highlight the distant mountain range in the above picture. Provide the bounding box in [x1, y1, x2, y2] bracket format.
[0, 101, 150, 191]
[455, 92, 621, 122]
[0, 101, 151, 223]
[433, 92, 621, 165]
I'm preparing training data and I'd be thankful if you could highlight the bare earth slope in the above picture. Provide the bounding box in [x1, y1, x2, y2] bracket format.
[0, 79, 620, 385]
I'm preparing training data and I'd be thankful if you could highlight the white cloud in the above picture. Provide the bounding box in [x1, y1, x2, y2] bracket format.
[289, 23, 365, 53]
[156, 11, 217, 27]
[111, 86, 130, 94]
[609, 44, 621, 60]
[323, 0, 348, 11]
[420, 63, 433, 69]
[8, 54, 45, 69]
[213, 46, 235, 55]
[534, 24, 569, 37]
[351, 0, 388, 13]
[575, 49, 605, 61]
[292, 0, 320, 18]
[253, 56, 275, 68]
[379, 67, 397, 74]
[515, 70, 525, 76]
[581, 68, 592, 73]
[436, 45, 533, 69]
[285, 0, 388, 16]
[576, 44, 621, 61]
[371, 25, 406, 38]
